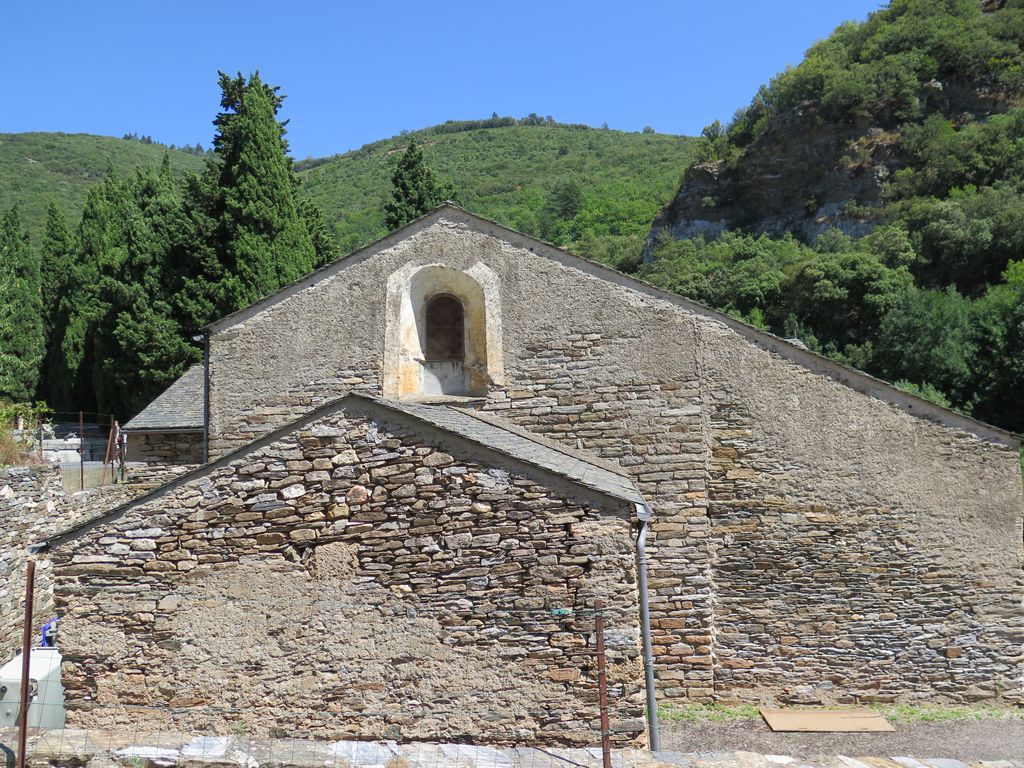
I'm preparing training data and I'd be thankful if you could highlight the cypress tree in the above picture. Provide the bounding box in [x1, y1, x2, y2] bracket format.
[94, 166, 199, 417]
[69, 166, 199, 418]
[384, 139, 452, 230]
[208, 71, 317, 310]
[38, 201, 76, 403]
[0, 203, 45, 402]
[48, 175, 128, 411]
[40, 201, 74, 343]
[299, 197, 337, 268]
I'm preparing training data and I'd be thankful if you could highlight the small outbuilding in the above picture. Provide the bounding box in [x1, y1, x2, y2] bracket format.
[121, 365, 204, 464]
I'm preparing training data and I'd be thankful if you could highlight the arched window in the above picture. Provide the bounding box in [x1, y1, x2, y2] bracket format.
[424, 294, 464, 362]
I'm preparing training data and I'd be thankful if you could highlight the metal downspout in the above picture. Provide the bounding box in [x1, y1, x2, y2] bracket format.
[199, 332, 210, 463]
[635, 501, 661, 751]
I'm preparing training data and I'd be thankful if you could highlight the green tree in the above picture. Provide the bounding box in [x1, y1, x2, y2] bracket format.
[298, 197, 337, 268]
[38, 201, 76, 403]
[89, 167, 200, 417]
[47, 174, 129, 410]
[969, 260, 1024, 432]
[204, 71, 318, 311]
[0, 203, 44, 402]
[383, 139, 451, 230]
[875, 287, 976, 408]
[39, 202, 74, 343]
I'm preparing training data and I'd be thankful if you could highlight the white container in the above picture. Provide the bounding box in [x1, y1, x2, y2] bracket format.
[0, 648, 66, 729]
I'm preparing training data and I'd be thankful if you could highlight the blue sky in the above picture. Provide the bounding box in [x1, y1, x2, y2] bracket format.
[4, 1, 884, 159]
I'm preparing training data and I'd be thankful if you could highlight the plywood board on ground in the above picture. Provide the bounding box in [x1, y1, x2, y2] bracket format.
[760, 708, 895, 732]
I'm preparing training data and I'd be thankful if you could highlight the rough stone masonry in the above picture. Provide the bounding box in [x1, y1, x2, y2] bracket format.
[194, 207, 1022, 707]
[51, 399, 646, 745]
[2, 464, 191, 657]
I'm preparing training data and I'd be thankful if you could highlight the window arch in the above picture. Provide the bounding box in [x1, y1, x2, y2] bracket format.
[383, 262, 504, 400]
[424, 294, 465, 362]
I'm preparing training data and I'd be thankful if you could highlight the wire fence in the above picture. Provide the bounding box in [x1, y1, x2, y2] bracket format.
[19, 411, 126, 491]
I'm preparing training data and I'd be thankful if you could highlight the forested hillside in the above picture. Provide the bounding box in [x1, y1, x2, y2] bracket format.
[299, 118, 696, 265]
[2, 121, 695, 283]
[0, 133, 205, 244]
[643, 0, 1024, 436]
[0, 74, 335, 421]
[2, 0, 1022, 454]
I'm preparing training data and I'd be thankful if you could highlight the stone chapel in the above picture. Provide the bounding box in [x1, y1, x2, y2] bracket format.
[38, 205, 1024, 745]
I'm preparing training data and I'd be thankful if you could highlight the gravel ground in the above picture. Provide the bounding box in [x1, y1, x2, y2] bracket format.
[658, 717, 1024, 761]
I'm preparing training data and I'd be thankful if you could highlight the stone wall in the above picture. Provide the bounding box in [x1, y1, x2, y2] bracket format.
[2, 465, 191, 660]
[1, 466, 63, 656]
[699, 330, 1024, 705]
[123, 462, 197, 490]
[1, 467, 139, 657]
[53, 407, 645, 746]
[125, 432, 203, 464]
[201, 211, 1024, 705]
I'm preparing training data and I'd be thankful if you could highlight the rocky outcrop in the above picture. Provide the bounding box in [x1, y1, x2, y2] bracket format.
[644, 77, 1017, 258]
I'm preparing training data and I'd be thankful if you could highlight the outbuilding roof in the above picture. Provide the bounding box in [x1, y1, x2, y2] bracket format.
[375, 396, 643, 506]
[122, 365, 204, 432]
[32, 392, 644, 552]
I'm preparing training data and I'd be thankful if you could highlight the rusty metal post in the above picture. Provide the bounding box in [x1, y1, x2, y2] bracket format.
[100, 415, 115, 486]
[78, 411, 85, 490]
[595, 599, 612, 768]
[17, 559, 36, 768]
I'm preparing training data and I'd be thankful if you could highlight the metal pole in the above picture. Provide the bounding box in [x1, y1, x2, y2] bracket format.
[100, 415, 115, 486]
[595, 599, 612, 768]
[78, 411, 85, 491]
[17, 559, 36, 768]
[634, 506, 661, 751]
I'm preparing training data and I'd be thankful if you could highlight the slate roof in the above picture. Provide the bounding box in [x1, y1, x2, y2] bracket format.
[367, 396, 644, 507]
[122, 365, 204, 432]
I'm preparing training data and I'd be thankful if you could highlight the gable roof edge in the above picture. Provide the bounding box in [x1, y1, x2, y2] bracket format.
[201, 204, 1020, 449]
[32, 392, 640, 552]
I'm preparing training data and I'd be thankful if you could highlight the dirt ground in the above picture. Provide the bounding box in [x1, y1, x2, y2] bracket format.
[658, 716, 1024, 761]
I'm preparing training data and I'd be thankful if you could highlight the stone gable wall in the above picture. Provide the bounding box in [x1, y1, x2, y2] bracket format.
[53, 409, 644, 745]
[203, 215, 1024, 706]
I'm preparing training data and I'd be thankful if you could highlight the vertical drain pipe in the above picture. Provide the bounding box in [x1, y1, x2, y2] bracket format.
[634, 502, 660, 751]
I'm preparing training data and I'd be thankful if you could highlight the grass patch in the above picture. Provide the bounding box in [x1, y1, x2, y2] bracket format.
[658, 703, 761, 722]
[659, 702, 1024, 724]
[874, 703, 1024, 723]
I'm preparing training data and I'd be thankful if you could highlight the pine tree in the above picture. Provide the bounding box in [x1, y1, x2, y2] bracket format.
[0, 203, 45, 402]
[383, 139, 452, 230]
[206, 71, 317, 310]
